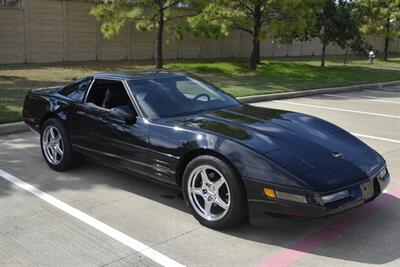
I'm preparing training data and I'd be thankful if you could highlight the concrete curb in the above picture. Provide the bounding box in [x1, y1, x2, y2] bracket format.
[0, 80, 399, 136]
[0, 122, 29, 136]
[237, 80, 400, 103]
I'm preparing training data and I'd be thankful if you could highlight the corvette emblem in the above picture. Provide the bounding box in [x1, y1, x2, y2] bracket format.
[332, 152, 344, 159]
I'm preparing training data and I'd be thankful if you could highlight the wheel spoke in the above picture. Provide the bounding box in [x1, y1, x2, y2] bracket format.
[45, 146, 51, 160]
[191, 187, 203, 196]
[45, 132, 51, 144]
[47, 146, 56, 161]
[200, 170, 211, 185]
[213, 178, 225, 191]
[214, 196, 229, 210]
[54, 135, 61, 144]
[52, 147, 59, 160]
[204, 200, 212, 216]
[49, 128, 56, 139]
[54, 145, 63, 157]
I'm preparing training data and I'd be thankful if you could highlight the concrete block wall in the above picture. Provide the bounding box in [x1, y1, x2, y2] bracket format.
[200, 38, 221, 59]
[390, 39, 400, 54]
[129, 27, 154, 60]
[28, 0, 64, 63]
[65, 1, 97, 61]
[178, 34, 201, 59]
[220, 31, 241, 58]
[260, 35, 274, 57]
[0, 0, 399, 64]
[0, 7, 26, 63]
[301, 41, 314, 56]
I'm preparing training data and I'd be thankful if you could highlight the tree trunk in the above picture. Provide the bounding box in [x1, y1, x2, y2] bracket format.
[250, 37, 260, 70]
[321, 42, 327, 67]
[256, 40, 261, 64]
[250, 2, 262, 70]
[383, 16, 390, 61]
[383, 37, 389, 61]
[156, 1, 164, 69]
[344, 45, 348, 64]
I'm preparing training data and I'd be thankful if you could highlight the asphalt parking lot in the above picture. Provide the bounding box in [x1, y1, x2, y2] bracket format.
[1, 86, 399, 267]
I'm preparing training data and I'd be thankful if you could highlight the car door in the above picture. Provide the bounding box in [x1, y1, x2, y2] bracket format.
[69, 78, 150, 177]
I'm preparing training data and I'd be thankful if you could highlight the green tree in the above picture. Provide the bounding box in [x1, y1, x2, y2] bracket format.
[90, 0, 200, 69]
[360, 0, 400, 61]
[189, 0, 319, 70]
[306, 0, 367, 67]
[335, 0, 368, 64]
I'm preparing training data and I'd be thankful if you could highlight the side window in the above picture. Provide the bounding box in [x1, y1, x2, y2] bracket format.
[58, 78, 92, 102]
[85, 79, 137, 116]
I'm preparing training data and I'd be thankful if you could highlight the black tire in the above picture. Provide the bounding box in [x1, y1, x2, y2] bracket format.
[182, 155, 247, 229]
[40, 118, 80, 171]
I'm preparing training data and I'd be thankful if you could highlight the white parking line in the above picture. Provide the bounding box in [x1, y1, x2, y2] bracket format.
[0, 169, 185, 267]
[365, 90, 400, 95]
[274, 100, 400, 119]
[324, 94, 400, 105]
[351, 133, 400, 144]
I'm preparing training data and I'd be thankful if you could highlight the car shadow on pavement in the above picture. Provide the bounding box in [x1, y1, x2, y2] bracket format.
[0, 133, 188, 212]
[1, 133, 400, 265]
[223, 192, 400, 265]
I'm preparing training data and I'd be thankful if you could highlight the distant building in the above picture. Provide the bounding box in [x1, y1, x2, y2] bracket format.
[0, 0, 399, 64]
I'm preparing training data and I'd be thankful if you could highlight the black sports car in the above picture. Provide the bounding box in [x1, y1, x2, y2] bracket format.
[22, 71, 390, 229]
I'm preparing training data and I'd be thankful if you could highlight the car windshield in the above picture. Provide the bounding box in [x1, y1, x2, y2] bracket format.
[127, 76, 240, 118]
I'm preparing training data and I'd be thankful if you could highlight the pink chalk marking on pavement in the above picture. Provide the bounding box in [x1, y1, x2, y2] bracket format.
[258, 187, 400, 267]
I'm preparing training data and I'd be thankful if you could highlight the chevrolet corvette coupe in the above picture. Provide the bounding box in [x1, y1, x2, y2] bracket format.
[23, 72, 390, 229]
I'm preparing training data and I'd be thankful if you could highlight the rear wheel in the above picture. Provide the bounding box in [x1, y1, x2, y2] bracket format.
[182, 155, 247, 229]
[41, 118, 79, 171]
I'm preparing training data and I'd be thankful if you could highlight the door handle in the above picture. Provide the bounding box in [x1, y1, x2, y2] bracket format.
[76, 110, 86, 116]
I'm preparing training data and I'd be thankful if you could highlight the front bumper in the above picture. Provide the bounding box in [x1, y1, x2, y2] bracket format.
[244, 168, 390, 225]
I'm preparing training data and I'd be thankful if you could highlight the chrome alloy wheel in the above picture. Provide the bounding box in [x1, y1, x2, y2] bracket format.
[187, 165, 231, 221]
[42, 126, 64, 165]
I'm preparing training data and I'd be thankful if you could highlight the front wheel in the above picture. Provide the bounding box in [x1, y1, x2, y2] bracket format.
[182, 155, 247, 229]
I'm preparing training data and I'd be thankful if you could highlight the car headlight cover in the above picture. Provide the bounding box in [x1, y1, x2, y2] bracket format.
[275, 191, 307, 203]
[321, 190, 350, 204]
[377, 168, 387, 180]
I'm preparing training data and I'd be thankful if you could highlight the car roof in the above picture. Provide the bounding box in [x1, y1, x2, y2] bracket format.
[91, 71, 187, 80]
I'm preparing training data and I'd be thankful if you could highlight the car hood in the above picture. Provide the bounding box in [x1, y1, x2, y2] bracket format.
[171, 105, 384, 191]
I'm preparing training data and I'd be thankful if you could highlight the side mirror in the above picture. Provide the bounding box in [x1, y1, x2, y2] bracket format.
[110, 107, 137, 124]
